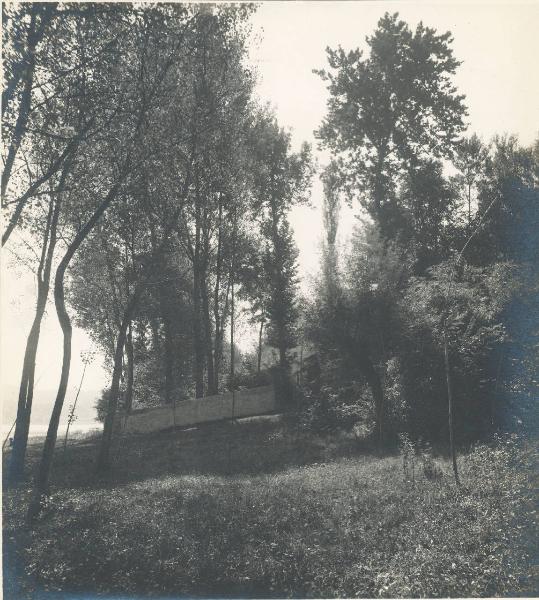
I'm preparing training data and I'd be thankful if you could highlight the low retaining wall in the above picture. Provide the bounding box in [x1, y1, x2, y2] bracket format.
[123, 385, 277, 434]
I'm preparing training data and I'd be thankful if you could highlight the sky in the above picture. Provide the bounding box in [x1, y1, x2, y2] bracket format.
[1, 1, 538, 428]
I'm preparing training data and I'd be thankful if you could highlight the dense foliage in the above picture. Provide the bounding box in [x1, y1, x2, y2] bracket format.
[305, 13, 539, 451]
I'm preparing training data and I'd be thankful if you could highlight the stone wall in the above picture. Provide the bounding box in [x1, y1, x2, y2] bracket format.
[123, 385, 277, 434]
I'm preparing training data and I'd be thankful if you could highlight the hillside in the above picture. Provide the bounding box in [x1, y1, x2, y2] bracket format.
[3, 417, 537, 598]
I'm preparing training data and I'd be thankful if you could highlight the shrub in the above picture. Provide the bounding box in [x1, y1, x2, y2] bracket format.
[293, 381, 369, 433]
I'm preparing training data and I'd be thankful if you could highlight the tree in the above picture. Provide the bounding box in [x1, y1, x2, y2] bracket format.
[263, 218, 300, 371]
[27, 3, 195, 520]
[173, 5, 256, 397]
[7, 164, 66, 483]
[306, 222, 410, 445]
[399, 158, 458, 273]
[316, 12, 467, 238]
[320, 161, 342, 303]
[473, 135, 538, 265]
[249, 112, 313, 377]
[7, 3, 137, 483]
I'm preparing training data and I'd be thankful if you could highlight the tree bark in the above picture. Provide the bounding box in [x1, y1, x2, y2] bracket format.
[357, 353, 385, 449]
[201, 275, 216, 395]
[443, 330, 460, 485]
[230, 280, 235, 388]
[257, 319, 264, 374]
[125, 321, 134, 413]
[8, 189, 61, 484]
[192, 198, 205, 398]
[213, 199, 224, 391]
[27, 181, 122, 523]
[192, 265, 205, 398]
[96, 288, 142, 472]
[160, 294, 176, 404]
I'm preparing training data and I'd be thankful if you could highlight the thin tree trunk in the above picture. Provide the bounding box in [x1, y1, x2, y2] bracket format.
[97, 196, 188, 468]
[27, 260, 73, 522]
[27, 181, 122, 523]
[257, 319, 264, 374]
[443, 330, 460, 485]
[8, 190, 61, 484]
[230, 280, 235, 389]
[161, 306, 175, 404]
[62, 361, 88, 452]
[2, 4, 58, 201]
[201, 275, 216, 395]
[8, 302, 46, 483]
[213, 198, 223, 392]
[192, 199, 205, 398]
[193, 264, 205, 398]
[125, 321, 134, 413]
[96, 289, 142, 472]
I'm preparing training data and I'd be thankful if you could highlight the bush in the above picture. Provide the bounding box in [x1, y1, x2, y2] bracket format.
[293, 381, 370, 433]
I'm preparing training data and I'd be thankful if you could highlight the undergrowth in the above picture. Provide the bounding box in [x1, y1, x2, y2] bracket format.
[3, 423, 537, 598]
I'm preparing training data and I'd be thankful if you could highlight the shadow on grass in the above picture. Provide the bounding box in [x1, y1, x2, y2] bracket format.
[4, 416, 383, 493]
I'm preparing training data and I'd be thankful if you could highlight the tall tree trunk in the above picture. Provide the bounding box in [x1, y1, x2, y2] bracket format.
[192, 265, 205, 398]
[230, 280, 235, 388]
[443, 330, 460, 485]
[213, 198, 224, 392]
[27, 257, 73, 522]
[8, 190, 61, 484]
[268, 198, 290, 375]
[201, 275, 216, 395]
[161, 305, 175, 404]
[192, 200, 205, 398]
[125, 321, 134, 413]
[96, 289, 142, 472]
[27, 181, 122, 523]
[257, 319, 264, 375]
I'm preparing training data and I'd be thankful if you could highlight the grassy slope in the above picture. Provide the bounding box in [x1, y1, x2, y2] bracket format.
[3, 417, 537, 598]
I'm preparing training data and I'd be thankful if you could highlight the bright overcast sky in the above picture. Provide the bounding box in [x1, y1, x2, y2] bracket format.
[2, 1, 538, 415]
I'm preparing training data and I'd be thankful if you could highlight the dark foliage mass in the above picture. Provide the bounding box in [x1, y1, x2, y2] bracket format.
[306, 12, 539, 452]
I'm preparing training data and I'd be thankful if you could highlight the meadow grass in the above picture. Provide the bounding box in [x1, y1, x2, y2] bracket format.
[3, 418, 537, 598]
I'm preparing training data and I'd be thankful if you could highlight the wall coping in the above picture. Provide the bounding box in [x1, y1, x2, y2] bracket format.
[128, 384, 275, 415]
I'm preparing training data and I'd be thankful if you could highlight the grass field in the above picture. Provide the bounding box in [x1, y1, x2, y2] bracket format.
[3, 416, 538, 598]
